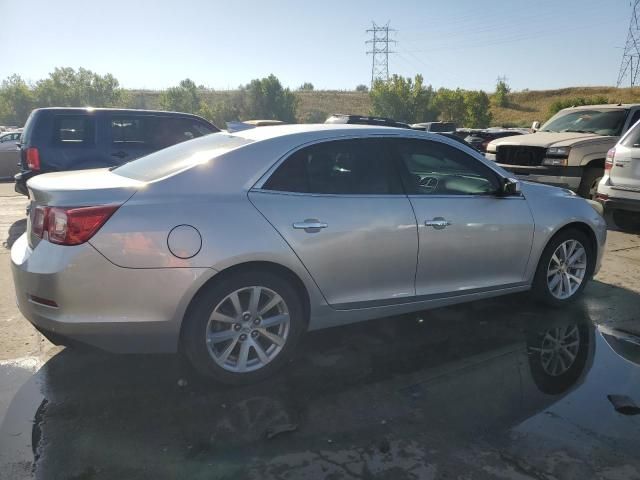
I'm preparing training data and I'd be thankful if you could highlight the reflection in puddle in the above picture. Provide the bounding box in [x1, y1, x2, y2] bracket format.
[1, 298, 640, 479]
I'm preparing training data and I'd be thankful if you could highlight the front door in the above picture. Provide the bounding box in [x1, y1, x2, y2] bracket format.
[249, 137, 418, 308]
[387, 137, 535, 297]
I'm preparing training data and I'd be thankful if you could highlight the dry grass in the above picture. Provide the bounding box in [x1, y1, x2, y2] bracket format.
[129, 86, 640, 127]
[491, 86, 640, 127]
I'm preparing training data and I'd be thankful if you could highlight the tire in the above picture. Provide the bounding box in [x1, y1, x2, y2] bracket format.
[577, 167, 603, 199]
[182, 271, 306, 385]
[532, 229, 594, 307]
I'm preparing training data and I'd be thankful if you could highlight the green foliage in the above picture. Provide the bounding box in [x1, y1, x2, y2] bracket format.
[159, 78, 201, 114]
[241, 74, 297, 122]
[209, 95, 243, 129]
[369, 74, 438, 123]
[433, 88, 466, 124]
[298, 82, 314, 91]
[35, 67, 123, 108]
[548, 96, 609, 116]
[0, 75, 35, 125]
[494, 78, 511, 107]
[355, 84, 369, 92]
[463, 90, 492, 128]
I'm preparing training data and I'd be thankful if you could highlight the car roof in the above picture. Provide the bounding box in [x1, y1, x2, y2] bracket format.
[230, 123, 414, 142]
[33, 107, 208, 117]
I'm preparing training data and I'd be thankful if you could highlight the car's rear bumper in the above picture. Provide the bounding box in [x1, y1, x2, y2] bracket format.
[10, 233, 211, 353]
[597, 196, 640, 213]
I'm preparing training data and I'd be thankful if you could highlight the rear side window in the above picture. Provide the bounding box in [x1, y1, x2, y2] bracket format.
[54, 115, 95, 144]
[621, 110, 640, 147]
[111, 116, 216, 149]
[264, 138, 403, 195]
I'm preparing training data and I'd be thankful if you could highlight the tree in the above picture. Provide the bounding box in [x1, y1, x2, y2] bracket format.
[34, 67, 123, 108]
[433, 88, 466, 124]
[369, 74, 438, 123]
[0, 75, 35, 125]
[159, 78, 201, 113]
[298, 82, 314, 91]
[241, 74, 297, 122]
[355, 84, 369, 93]
[463, 90, 492, 128]
[494, 77, 511, 107]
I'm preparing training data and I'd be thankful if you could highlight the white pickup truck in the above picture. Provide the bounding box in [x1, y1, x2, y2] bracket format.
[485, 104, 640, 199]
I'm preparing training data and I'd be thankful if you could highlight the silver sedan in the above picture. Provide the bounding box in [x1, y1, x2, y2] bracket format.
[11, 125, 607, 383]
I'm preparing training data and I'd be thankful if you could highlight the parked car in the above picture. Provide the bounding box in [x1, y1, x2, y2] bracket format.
[325, 113, 411, 128]
[411, 121, 457, 133]
[14, 107, 219, 196]
[596, 119, 640, 230]
[0, 131, 21, 179]
[485, 104, 640, 199]
[11, 124, 606, 383]
[464, 128, 528, 153]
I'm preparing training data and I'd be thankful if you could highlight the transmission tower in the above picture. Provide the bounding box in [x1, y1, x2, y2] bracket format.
[617, 0, 640, 87]
[366, 22, 396, 87]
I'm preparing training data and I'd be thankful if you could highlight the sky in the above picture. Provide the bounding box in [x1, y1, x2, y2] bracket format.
[0, 0, 632, 92]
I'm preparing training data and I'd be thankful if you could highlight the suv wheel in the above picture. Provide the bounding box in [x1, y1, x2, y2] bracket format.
[532, 229, 594, 306]
[182, 271, 305, 384]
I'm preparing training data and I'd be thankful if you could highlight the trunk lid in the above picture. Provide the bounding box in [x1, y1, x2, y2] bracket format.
[27, 168, 144, 247]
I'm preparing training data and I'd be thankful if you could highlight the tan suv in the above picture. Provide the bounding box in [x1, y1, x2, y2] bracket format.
[485, 104, 640, 199]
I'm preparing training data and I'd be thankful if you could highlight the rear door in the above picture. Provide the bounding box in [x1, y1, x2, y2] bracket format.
[387, 137, 534, 296]
[249, 137, 418, 308]
[46, 113, 104, 171]
[612, 110, 640, 191]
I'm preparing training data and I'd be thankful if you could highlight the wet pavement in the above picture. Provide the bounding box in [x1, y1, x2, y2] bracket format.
[1, 182, 640, 479]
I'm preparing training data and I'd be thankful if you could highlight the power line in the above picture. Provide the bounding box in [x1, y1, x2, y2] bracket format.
[366, 22, 396, 87]
[617, 0, 640, 87]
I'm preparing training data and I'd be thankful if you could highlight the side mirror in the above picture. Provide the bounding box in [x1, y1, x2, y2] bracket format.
[501, 178, 521, 196]
[531, 121, 540, 132]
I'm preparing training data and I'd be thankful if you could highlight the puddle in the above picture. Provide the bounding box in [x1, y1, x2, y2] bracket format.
[1, 295, 640, 479]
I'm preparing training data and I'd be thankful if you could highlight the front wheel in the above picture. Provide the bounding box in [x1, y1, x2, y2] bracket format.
[182, 271, 306, 384]
[532, 229, 594, 306]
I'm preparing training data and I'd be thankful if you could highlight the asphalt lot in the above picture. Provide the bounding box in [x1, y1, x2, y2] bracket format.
[0, 181, 639, 480]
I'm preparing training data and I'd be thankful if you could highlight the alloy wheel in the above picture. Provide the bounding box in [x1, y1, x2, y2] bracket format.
[206, 286, 290, 372]
[533, 325, 581, 376]
[547, 239, 587, 300]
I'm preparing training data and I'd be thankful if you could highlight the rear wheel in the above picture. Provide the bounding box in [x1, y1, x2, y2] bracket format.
[532, 229, 594, 306]
[182, 271, 306, 384]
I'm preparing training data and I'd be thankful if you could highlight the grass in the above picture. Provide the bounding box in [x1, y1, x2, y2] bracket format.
[128, 86, 640, 128]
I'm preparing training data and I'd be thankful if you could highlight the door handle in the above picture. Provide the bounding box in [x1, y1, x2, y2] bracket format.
[111, 151, 128, 159]
[293, 219, 328, 233]
[425, 217, 451, 230]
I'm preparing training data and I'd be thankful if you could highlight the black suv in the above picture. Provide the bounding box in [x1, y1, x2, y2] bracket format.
[15, 108, 219, 196]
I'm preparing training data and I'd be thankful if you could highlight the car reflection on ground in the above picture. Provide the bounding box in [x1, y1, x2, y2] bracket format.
[4, 294, 640, 479]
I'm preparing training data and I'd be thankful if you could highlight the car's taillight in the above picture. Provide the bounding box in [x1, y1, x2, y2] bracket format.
[605, 148, 615, 171]
[31, 205, 119, 245]
[26, 147, 40, 170]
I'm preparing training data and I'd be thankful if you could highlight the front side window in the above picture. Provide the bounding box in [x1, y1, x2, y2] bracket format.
[264, 138, 402, 195]
[54, 116, 95, 144]
[112, 118, 145, 144]
[390, 138, 499, 196]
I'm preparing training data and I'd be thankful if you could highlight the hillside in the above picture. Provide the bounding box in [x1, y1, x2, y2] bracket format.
[129, 86, 640, 128]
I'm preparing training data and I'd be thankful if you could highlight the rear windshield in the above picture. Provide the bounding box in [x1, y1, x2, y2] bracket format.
[113, 133, 253, 182]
